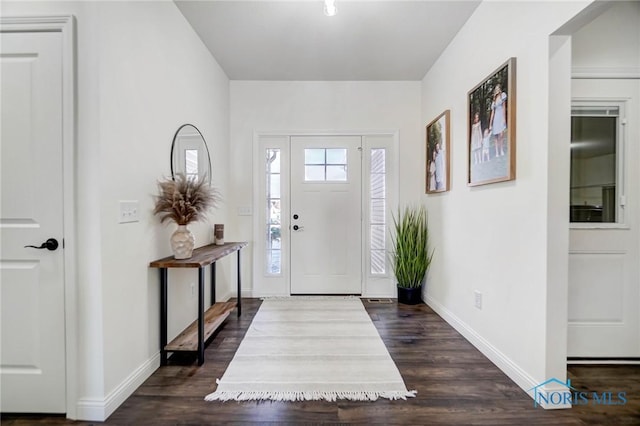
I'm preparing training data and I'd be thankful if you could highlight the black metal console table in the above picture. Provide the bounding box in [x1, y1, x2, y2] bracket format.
[149, 242, 247, 366]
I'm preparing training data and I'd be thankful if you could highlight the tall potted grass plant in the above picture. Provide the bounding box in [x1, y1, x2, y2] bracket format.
[390, 205, 434, 304]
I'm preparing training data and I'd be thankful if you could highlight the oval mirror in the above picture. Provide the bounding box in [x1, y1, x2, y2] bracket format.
[170, 124, 212, 185]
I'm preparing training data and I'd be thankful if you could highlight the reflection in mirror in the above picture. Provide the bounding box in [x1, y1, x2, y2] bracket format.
[185, 149, 198, 178]
[170, 124, 212, 184]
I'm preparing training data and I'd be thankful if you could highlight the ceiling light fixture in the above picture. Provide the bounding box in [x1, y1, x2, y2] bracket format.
[324, 0, 337, 17]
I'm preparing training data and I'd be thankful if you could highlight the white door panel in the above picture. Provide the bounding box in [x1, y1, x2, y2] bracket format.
[568, 253, 625, 323]
[568, 80, 640, 358]
[290, 136, 362, 294]
[568, 244, 639, 357]
[1, 31, 66, 413]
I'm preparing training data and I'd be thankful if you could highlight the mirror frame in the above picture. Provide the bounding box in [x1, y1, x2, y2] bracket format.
[170, 123, 212, 185]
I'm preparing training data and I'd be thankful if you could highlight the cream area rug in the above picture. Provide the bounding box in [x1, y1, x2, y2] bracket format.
[205, 297, 416, 402]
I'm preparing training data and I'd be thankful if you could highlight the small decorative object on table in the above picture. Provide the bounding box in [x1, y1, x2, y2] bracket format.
[214, 224, 224, 245]
[153, 173, 220, 259]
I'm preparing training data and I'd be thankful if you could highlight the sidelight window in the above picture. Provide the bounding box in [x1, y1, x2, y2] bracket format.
[370, 149, 386, 274]
[266, 149, 282, 274]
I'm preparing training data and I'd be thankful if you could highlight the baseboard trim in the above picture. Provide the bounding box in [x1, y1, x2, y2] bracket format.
[75, 353, 160, 421]
[362, 291, 395, 298]
[568, 359, 640, 365]
[216, 289, 253, 301]
[217, 289, 232, 302]
[424, 295, 568, 410]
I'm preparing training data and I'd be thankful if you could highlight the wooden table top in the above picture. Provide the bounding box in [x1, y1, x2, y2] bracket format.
[149, 242, 248, 268]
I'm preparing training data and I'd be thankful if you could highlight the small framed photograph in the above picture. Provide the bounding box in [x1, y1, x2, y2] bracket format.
[467, 57, 516, 186]
[426, 109, 451, 193]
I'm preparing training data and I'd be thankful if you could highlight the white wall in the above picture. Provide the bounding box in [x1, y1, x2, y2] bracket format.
[2, 0, 230, 420]
[420, 0, 591, 403]
[97, 0, 231, 402]
[572, 0, 640, 75]
[229, 81, 421, 295]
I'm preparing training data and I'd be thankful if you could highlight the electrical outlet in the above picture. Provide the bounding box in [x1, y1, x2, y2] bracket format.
[118, 200, 139, 223]
[237, 206, 252, 216]
[474, 291, 482, 310]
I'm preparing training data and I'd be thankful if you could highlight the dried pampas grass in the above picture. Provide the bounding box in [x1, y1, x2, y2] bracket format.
[153, 174, 220, 225]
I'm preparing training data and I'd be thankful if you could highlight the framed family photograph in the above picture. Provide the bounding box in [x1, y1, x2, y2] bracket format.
[467, 57, 516, 186]
[426, 109, 450, 193]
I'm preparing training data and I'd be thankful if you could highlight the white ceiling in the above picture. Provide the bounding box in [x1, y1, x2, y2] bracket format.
[175, 0, 481, 81]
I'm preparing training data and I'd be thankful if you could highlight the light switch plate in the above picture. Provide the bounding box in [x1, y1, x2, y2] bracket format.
[238, 206, 252, 216]
[119, 200, 139, 223]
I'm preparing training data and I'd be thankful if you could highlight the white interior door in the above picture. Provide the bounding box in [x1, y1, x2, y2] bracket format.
[568, 90, 640, 358]
[1, 31, 67, 412]
[290, 136, 362, 294]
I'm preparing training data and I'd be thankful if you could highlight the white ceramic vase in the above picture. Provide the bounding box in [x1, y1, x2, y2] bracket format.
[171, 224, 195, 259]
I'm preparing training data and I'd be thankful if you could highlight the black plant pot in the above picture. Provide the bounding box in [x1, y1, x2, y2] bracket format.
[397, 285, 423, 305]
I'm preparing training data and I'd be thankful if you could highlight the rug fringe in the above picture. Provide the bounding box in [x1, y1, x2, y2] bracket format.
[204, 390, 417, 402]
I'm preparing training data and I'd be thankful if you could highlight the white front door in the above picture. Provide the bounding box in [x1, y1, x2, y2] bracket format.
[567, 87, 640, 358]
[1, 31, 67, 412]
[290, 136, 362, 294]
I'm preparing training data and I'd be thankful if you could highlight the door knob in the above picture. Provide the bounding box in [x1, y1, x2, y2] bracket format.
[293, 225, 299, 231]
[24, 238, 59, 251]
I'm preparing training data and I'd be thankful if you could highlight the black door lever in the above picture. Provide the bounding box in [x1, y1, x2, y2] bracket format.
[24, 238, 59, 251]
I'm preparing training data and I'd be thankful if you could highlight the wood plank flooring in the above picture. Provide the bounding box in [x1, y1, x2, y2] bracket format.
[2, 299, 639, 425]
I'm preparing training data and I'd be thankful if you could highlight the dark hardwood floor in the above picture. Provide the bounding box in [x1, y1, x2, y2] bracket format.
[2, 299, 639, 425]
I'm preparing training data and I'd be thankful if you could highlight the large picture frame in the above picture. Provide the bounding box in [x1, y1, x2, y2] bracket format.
[426, 109, 450, 193]
[467, 57, 516, 186]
